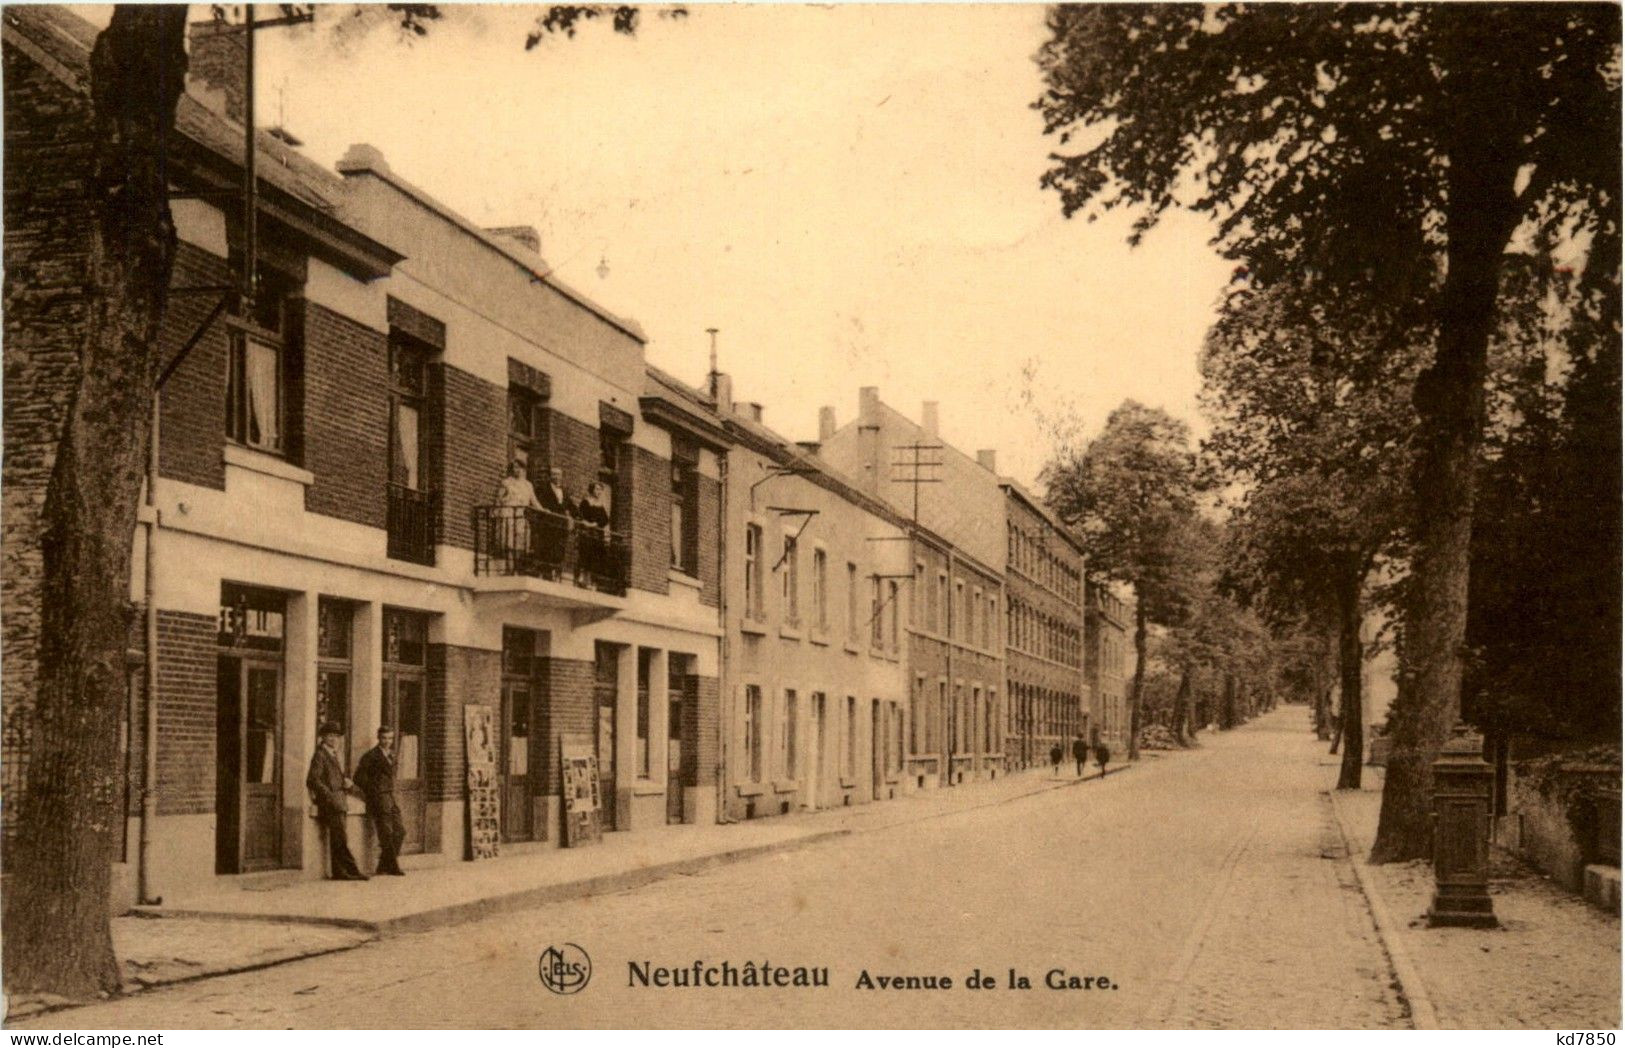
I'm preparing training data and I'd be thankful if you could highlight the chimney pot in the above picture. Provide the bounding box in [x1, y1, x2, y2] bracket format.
[711, 372, 733, 414]
[747, 402, 764, 423]
[818, 406, 836, 441]
[859, 386, 880, 423]
[977, 449, 997, 472]
[921, 401, 940, 437]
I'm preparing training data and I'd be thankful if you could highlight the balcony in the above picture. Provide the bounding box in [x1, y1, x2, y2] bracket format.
[387, 484, 438, 565]
[472, 505, 629, 598]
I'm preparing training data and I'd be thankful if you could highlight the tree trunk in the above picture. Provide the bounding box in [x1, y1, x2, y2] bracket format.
[1370, 77, 1521, 861]
[1128, 591, 1148, 760]
[1329, 713, 1342, 754]
[1220, 672, 1237, 730]
[2, 6, 188, 999]
[1336, 562, 1365, 790]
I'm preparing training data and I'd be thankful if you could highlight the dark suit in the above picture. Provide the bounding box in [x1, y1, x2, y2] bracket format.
[1072, 739, 1089, 776]
[354, 744, 405, 875]
[306, 744, 363, 879]
[536, 483, 573, 577]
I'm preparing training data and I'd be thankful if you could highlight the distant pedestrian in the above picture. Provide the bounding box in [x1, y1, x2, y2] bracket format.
[353, 725, 406, 877]
[1094, 741, 1111, 777]
[1049, 743, 1063, 777]
[307, 724, 365, 881]
[1072, 735, 1089, 777]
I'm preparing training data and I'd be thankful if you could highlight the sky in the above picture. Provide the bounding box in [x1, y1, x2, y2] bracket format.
[237, 4, 1229, 488]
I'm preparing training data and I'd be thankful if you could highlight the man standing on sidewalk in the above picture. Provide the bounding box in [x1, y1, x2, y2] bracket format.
[1072, 735, 1089, 777]
[307, 724, 366, 881]
[354, 725, 406, 876]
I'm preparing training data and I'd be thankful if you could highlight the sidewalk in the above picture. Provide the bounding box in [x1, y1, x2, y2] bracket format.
[108, 759, 1132, 995]
[1329, 765, 1621, 1029]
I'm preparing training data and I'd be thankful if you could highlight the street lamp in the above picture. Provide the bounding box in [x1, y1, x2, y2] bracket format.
[1427, 722, 1499, 928]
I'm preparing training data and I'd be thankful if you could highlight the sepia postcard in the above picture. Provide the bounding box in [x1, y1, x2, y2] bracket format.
[1, 0, 1619, 1035]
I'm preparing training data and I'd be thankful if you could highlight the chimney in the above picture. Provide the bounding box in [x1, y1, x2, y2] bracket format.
[742, 402, 764, 423]
[818, 406, 836, 441]
[977, 449, 997, 473]
[187, 19, 248, 124]
[859, 386, 881, 426]
[337, 143, 392, 178]
[485, 226, 541, 254]
[710, 372, 733, 414]
[921, 401, 939, 438]
[797, 440, 821, 455]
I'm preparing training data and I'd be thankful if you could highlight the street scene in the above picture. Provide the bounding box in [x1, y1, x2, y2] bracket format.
[2, 2, 1620, 1034]
[15, 706, 1617, 1030]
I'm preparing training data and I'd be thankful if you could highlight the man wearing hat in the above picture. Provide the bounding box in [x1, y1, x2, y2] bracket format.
[306, 723, 366, 880]
[353, 725, 406, 876]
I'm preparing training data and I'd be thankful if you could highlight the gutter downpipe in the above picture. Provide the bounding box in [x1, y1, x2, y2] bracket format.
[137, 397, 161, 905]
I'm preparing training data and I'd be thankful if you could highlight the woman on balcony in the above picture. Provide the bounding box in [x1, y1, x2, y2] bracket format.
[576, 481, 613, 589]
[495, 461, 542, 571]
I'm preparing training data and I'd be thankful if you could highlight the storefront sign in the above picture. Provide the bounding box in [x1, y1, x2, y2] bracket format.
[464, 705, 500, 860]
[560, 734, 602, 847]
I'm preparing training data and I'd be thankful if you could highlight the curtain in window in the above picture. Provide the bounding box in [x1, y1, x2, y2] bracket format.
[392, 402, 420, 489]
[245, 338, 279, 449]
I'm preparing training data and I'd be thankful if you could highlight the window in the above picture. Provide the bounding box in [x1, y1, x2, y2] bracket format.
[783, 690, 798, 779]
[893, 704, 905, 774]
[971, 587, 982, 647]
[871, 575, 884, 647]
[598, 429, 623, 518]
[745, 524, 763, 620]
[954, 581, 965, 640]
[985, 596, 996, 649]
[670, 458, 699, 575]
[316, 598, 353, 767]
[887, 581, 900, 652]
[636, 648, 653, 778]
[985, 691, 996, 754]
[845, 696, 856, 778]
[910, 676, 925, 755]
[936, 572, 948, 634]
[508, 386, 547, 480]
[225, 263, 297, 454]
[781, 532, 800, 624]
[745, 684, 763, 782]
[913, 562, 926, 625]
[813, 549, 829, 631]
[388, 333, 430, 491]
[847, 563, 859, 642]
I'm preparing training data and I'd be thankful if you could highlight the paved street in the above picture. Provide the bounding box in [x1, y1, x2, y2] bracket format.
[24, 708, 1408, 1029]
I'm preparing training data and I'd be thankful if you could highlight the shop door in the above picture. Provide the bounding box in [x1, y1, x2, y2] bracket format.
[594, 643, 619, 831]
[501, 681, 534, 841]
[382, 674, 426, 853]
[215, 656, 283, 873]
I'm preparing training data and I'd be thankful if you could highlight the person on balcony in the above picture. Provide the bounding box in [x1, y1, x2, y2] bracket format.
[536, 467, 574, 581]
[495, 461, 542, 569]
[576, 481, 613, 588]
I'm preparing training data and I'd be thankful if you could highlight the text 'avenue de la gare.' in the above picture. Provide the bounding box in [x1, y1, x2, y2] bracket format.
[626, 961, 1119, 991]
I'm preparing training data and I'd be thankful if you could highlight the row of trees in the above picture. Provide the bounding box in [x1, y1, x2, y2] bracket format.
[1034, 3, 1620, 864]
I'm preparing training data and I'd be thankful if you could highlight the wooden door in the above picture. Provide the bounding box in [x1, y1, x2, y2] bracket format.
[594, 644, 618, 831]
[501, 680, 534, 841]
[871, 700, 884, 800]
[215, 656, 282, 873]
[383, 674, 426, 853]
[666, 671, 685, 824]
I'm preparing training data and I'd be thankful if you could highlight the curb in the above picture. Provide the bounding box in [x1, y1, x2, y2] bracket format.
[1325, 788, 1440, 1031]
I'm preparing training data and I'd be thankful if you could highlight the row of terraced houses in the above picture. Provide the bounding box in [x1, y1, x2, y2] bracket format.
[1, 6, 1131, 907]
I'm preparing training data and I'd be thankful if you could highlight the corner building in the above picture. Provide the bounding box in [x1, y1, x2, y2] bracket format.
[4, 7, 722, 905]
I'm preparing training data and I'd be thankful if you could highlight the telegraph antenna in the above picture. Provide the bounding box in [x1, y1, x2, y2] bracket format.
[890, 441, 943, 522]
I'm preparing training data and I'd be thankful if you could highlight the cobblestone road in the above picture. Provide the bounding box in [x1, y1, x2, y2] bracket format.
[21, 708, 1409, 1029]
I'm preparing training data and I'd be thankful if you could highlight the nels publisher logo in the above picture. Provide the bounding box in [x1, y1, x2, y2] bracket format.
[538, 943, 592, 995]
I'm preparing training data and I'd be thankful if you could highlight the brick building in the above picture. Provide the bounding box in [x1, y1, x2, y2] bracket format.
[1000, 480, 1088, 769]
[4, 7, 722, 905]
[1085, 580, 1132, 751]
[819, 389, 1006, 787]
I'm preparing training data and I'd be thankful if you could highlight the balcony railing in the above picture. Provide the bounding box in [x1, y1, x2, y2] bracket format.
[473, 505, 628, 596]
[387, 484, 438, 565]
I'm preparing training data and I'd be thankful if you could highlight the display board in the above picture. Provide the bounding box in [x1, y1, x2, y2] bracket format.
[560, 733, 602, 847]
[464, 704, 500, 860]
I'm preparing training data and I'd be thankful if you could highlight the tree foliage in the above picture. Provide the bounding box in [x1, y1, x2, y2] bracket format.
[1044, 400, 1201, 759]
[1036, 2, 1620, 861]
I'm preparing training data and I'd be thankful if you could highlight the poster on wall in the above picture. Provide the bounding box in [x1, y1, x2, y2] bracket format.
[559, 733, 602, 848]
[464, 704, 500, 860]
